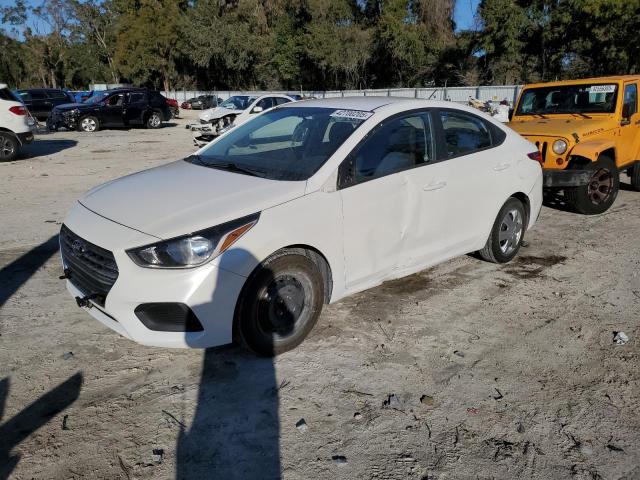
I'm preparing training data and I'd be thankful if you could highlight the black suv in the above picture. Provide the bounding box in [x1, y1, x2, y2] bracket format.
[47, 88, 172, 132]
[15, 88, 75, 121]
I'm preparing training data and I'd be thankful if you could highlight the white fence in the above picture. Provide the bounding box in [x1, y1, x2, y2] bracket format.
[162, 85, 523, 106]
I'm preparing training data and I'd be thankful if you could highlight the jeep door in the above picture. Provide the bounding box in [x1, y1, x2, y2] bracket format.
[101, 93, 126, 127]
[619, 82, 639, 166]
[123, 92, 147, 125]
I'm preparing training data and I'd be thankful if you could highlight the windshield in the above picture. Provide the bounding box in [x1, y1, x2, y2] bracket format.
[517, 84, 619, 115]
[220, 96, 257, 110]
[186, 107, 369, 181]
[85, 91, 110, 104]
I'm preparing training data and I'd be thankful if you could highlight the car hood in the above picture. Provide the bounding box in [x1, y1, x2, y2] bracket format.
[79, 160, 307, 240]
[508, 115, 616, 140]
[199, 106, 244, 122]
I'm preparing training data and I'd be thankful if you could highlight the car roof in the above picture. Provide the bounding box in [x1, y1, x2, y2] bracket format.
[523, 75, 640, 89]
[280, 96, 460, 112]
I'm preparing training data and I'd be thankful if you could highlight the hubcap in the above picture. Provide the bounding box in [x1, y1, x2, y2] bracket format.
[587, 168, 613, 205]
[81, 118, 96, 132]
[258, 275, 307, 338]
[0, 137, 14, 158]
[498, 208, 523, 255]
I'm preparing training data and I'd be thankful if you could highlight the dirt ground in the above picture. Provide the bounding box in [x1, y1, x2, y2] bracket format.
[0, 110, 638, 480]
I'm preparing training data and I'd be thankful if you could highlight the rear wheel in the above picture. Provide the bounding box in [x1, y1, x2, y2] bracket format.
[565, 156, 618, 214]
[236, 248, 325, 356]
[79, 115, 99, 133]
[0, 133, 18, 161]
[629, 161, 640, 192]
[479, 198, 526, 264]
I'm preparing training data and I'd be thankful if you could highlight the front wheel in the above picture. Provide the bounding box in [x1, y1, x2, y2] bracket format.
[78, 115, 99, 132]
[146, 112, 162, 129]
[479, 198, 526, 264]
[0, 133, 18, 161]
[236, 249, 325, 356]
[565, 156, 619, 214]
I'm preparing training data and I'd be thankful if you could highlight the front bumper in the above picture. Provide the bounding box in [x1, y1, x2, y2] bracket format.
[62, 204, 248, 348]
[543, 169, 592, 188]
[47, 110, 78, 131]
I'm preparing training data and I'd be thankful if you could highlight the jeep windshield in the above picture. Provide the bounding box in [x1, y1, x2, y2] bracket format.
[186, 107, 367, 181]
[516, 84, 619, 115]
[220, 96, 257, 110]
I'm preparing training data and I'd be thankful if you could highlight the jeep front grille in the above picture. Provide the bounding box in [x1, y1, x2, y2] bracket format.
[60, 225, 119, 307]
[535, 141, 548, 163]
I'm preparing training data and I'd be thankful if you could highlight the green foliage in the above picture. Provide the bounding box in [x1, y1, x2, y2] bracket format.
[0, 0, 639, 90]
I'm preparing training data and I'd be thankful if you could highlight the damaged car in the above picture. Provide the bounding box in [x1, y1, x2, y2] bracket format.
[188, 94, 294, 146]
[60, 97, 542, 355]
[48, 88, 172, 132]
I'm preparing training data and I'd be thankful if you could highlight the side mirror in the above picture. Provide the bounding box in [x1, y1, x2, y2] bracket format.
[252, 106, 263, 114]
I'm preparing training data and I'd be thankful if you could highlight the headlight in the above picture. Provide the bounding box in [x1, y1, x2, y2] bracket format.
[127, 213, 259, 268]
[552, 139, 568, 155]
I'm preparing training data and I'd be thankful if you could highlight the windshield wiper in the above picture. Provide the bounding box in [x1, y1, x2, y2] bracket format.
[203, 161, 267, 178]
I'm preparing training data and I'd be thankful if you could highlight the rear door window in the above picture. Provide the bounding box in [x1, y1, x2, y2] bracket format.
[128, 92, 147, 104]
[438, 110, 492, 157]
[48, 90, 70, 99]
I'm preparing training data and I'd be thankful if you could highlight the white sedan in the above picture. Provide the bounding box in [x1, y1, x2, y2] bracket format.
[61, 97, 543, 355]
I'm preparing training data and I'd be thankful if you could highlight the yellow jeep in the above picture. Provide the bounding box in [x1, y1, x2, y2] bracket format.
[509, 76, 640, 214]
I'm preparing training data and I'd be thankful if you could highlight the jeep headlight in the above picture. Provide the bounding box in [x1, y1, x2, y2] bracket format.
[127, 213, 259, 268]
[552, 139, 568, 155]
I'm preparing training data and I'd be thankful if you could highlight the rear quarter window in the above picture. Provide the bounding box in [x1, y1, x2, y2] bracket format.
[0, 88, 17, 101]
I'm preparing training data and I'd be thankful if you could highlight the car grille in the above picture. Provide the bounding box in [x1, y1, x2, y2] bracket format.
[60, 225, 119, 307]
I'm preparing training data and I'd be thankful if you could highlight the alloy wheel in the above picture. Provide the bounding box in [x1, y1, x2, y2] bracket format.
[0, 137, 15, 159]
[587, 168, 614, 205]
[149, 114, 161, 128]
[81, 118, 97, 132]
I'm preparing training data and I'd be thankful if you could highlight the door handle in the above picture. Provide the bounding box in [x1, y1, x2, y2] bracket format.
[494, 163, 511, 171]
[423, 181, 447, 191]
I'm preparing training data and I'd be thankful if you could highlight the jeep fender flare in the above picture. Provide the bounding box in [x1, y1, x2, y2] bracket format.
[569, 139, 616, 163]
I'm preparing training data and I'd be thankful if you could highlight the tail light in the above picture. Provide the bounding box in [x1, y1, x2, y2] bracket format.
[527, 151, 543, 165]
[9, 105, 27, 116]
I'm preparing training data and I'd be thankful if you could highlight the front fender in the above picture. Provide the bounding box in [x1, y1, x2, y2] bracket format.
[569, 139, 616, 162]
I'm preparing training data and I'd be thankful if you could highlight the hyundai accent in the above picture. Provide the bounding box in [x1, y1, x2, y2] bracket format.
[60, 97, 543, 355]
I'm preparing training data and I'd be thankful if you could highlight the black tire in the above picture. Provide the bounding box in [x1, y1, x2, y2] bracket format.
[236, 248, 325, 356]
[0, 133, 18, 161]
[146, 111, 162, 129]
[78, 115, 99, 132]
[565, 156, 619, 214]
[629, 161, 640, 192]
[479, 197, 526, 264]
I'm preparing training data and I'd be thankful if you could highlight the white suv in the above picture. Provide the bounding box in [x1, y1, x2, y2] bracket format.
[0, 83, 36, 161]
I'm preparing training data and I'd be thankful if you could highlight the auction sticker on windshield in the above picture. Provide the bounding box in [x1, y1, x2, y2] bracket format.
[330, 110, 373, 120]
[589, 85, 616, 93]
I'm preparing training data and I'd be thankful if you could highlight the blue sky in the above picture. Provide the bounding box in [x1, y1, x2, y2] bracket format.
[2, 0, 481, 35]
[454, 0, 480, 31]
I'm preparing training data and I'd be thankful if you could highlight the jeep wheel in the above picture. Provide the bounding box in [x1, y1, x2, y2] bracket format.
[236, 248, 325, 356]
[79, 115, 99, 133]
[146, 112, 162, 129]
[629, 161, 640, 192]
[0, 133, 18, 161]
[565, 156, 619, 214]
